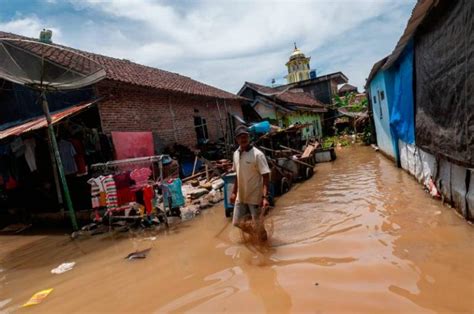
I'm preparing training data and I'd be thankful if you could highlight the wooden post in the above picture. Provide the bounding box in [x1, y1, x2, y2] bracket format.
[279, 145, 303, 154]
[191, 155, 198, 176]
[46, 127, 63, 210]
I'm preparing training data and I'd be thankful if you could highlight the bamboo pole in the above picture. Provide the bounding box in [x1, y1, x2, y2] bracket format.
[46, 126, 63, 210]
[191, 155, 198, 176]
[42, 93, 78, 230]
[182, 171, 207, 183]
[279, 145, 303, 154]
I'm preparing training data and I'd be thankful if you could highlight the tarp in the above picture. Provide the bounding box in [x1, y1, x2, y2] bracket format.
[414, 0, 474, 167]
[399, 140, 423, 180]
[386, 40, 415, 144]
[419, 148, 436, 185]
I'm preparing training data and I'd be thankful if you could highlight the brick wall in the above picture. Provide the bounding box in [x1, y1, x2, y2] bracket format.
[95, 80, 243, 149]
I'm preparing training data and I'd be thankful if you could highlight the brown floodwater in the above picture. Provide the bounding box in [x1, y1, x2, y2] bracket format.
[1, 146, 473, 313]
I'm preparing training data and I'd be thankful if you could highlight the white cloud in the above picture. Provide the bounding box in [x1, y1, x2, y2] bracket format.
[0, 15, 62, 41]
[62, 0, 414, 93]
[1, 0, 416, 94]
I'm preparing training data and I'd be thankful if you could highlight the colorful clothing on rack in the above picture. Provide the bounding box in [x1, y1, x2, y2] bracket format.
[87, 176, 106, 209]
[113, 172, 132, 189]
[103, 175, 118, 212]
[117, 187, 136, 206]
[143, 185, 154, 215]
[163, 178, 185, 208]
[130, 168, 152, 186]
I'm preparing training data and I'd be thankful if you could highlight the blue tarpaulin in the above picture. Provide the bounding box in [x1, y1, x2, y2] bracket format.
[386, 40, 415, 144]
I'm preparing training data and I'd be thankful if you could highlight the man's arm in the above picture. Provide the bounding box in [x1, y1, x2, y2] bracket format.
[262, 173, 269, 200]
[230, 178, 238, 204]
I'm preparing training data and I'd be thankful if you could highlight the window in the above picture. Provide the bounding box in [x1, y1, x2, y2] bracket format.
[373, 96, 377, 104]
[194, 116, 209, 145]
[377, 91, 383, 119]
[380, 91, 385, 101]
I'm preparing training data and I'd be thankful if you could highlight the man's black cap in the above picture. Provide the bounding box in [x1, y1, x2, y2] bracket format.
[234, 125, 249, 137]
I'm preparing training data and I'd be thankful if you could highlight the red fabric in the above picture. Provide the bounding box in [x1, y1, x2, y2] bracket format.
[111, 132, 154, 160]
[130, 167, 152, 186]
[5, 177, 18, 190]
[70, 139, 87, 175]
[143, 185, 154, 215]
[117, 187, 136, 206]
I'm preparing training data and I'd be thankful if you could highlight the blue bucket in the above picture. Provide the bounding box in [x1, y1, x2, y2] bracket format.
[249, 121, 271, 134]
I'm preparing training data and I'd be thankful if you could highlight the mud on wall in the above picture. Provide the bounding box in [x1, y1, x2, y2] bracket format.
[398, 140, 473, 221]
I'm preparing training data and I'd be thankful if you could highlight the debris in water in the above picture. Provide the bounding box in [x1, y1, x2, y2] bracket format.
[143, 236, 157, 241]
[314, 283, 319, 286]
[434, 211, 442, 215]
[51, 262, 76, 274]
[125, 248, 151, 260]
[1, 223, 32, 233]
[22, 289, 53, 307]
[0, 298, 12, 309]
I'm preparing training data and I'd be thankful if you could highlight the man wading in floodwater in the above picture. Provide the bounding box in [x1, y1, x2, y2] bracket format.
[230, 125, 271, 241]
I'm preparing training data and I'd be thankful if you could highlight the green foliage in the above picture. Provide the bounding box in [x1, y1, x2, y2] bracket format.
[322, 135, 350, 148]
[332, 92, 353, 108]
[333, 92, 368, 112]
[362, 124, 372, 145]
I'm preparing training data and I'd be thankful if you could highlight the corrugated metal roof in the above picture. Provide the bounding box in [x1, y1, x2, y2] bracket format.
[0, 101, 97, 140]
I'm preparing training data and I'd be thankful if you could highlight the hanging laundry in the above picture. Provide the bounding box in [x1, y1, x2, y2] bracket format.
[70, 138, 87, 176]
[163, 178, 185, 208]
[114, 172, 133, 189]
[58, 139, 78, 175]
[113, 172, 135, 205]
[143, 185, 154, 215]
[10, 137, 25, 157]
[130, 167, 152, 186]
[87, 176, 106, 209]
[103, 175, 118, 213]
[23, 138, 37, 172]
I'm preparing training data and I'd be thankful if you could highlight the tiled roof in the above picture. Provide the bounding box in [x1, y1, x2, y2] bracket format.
[243, 82, 326, 108]
[0, 31, 241, 100]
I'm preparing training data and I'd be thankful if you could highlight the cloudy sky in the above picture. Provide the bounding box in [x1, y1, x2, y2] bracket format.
[1, 0, 415, 93]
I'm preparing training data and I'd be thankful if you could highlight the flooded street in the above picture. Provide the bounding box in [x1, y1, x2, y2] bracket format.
[1, 146, 473, 313]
